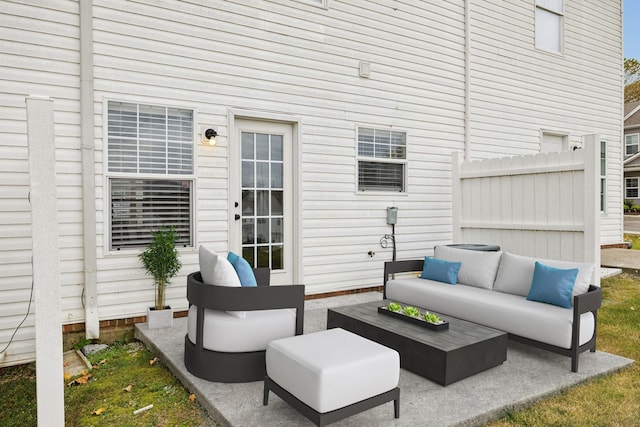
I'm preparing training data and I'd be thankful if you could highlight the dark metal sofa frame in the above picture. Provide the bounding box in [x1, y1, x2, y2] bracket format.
[383, 259, 602, 372]
[184, 270, 305, 383]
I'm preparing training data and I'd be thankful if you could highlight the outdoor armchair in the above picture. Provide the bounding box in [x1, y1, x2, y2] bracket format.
[184, 269, 305, 383]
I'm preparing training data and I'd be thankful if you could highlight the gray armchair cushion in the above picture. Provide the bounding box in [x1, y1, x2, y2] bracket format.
[187, 305, 296, 352]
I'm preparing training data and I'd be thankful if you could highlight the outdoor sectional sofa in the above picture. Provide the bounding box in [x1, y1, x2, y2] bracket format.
[383, 245, 602, 372]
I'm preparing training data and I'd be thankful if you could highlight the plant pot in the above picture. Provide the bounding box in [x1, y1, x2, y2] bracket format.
[147, 306, 173, 329]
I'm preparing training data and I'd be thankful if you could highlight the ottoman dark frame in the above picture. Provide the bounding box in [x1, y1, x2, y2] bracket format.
[263, 376, 400, 427]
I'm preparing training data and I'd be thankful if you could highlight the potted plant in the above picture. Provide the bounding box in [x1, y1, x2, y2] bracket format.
[378, 301, 449, 331]
[139, 227, 182, 329]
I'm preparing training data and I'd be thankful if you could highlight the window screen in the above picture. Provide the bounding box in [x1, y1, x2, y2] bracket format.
[626, 134, 639, 156]
[107, 101, 194, 250]
[535, 0, 563, 53]
[108, 102, 193, 174]
[357, 127, 406, 192]
[110, 179, 192, 249]
[626, 178, 639, 199]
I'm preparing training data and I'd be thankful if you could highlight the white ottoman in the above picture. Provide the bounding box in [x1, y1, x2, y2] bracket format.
[263, 328, 400, 426]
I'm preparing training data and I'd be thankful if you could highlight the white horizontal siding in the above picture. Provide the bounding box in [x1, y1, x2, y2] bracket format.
[90, 0, 467, 299]
[0, 0, 622, 366]
[468, 0, 623, 244]
[0, 0, 81, 367]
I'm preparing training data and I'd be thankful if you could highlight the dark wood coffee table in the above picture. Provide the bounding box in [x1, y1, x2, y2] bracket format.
[327, 300, 508, 386]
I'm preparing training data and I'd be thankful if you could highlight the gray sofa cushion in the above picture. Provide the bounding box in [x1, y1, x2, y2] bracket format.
[493, 252, 595, 299]
[433, 245, 502, 290]
[386, 277, 594, 349]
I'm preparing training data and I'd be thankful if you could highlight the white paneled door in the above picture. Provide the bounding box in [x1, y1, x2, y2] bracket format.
[231, 119, 294, 285]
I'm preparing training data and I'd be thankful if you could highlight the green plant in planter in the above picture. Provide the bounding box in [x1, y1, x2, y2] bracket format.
[423, 312, 441, 324]
[387, 302, 402, 312]
[403, 306, 420, 318]
[139, 227, 182, 311]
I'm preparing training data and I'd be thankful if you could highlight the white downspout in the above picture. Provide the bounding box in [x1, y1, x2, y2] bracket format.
[464, 0, 471, 161]
[80, 0, 99, 339]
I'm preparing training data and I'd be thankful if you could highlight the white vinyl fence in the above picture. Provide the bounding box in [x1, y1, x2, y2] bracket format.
[452, 135, 601, 285]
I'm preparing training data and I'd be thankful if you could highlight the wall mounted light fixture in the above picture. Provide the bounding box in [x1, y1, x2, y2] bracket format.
[202, 128, 218, 146]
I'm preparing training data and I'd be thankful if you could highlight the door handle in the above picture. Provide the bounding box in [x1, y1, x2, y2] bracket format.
[235, 214, 241, 221]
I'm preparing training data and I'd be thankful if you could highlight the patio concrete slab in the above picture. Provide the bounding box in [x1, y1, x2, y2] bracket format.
[135, 292, 634, 427]
[601, 248, 640, 275]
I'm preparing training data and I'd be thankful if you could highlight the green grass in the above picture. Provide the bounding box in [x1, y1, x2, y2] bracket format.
[624, 233, 640, 250]
[0, 363, 37, 426]
[0, 342, 210, 427]
[1, 273, 638, 426]
[487, 273, 639, 426]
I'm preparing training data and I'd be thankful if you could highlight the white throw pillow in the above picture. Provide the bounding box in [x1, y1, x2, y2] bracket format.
[433, 245, 502, 290]
[198, 245, 244, 317]
[493, 252, 594, 299]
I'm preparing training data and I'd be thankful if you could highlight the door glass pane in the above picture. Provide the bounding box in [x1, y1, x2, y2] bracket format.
[256, 162, 269, 188]
[256, 218, 269, 244]
[241, 131, 286, 270]
[242, 161, 254, 187]
[271, 135, 283, 161]
[272, 245, 283, 270]
[256, 190, 269, 216]
[242, 133, 254, 159]
[242, 190, 254, 216]
[256, 134, 269, 160]
[242, 247, 255, 266]
[257, 246, 269, 268]
[271, 191, 283, 216]
[271, 218, 283, 243]
[242, 219, 255, 244]
[271, 163, 283, 188]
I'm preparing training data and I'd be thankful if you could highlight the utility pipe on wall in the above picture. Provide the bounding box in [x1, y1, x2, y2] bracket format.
[80, 0, 99, 339]
[464, 0, 471, 161]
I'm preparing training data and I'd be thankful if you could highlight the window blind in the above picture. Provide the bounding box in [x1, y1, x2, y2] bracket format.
[357, 127, 406, 192]
[107, 101, 194, 250]
[358, 161, 404, 192]
[535, 0, 563, 53]
[108, 102, 193, 175]
[110, 178, 192, 250]
[358, 128, 406, 159]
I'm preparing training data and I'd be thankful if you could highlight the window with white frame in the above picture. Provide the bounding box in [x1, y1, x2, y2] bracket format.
[535, 0, 563, 53]
[107, 101, 194, 250]
[357, 127, 406, 192]
[600, 140, 606, 213]
[626, 133, 639, 156]
[626, 178, 639, 199]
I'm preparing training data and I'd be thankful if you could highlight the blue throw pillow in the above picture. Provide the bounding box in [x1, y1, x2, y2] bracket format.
[526, 261, 578, 308]
[227, 252, 257, 287]
[419, 257, 461, 285]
